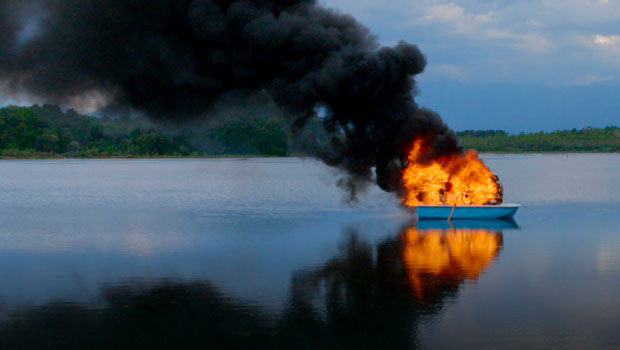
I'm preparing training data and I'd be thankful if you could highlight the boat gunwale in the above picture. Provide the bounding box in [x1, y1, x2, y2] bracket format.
[414, 203, 521, 208]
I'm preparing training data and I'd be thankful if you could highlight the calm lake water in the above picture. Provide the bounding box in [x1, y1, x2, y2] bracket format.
[1, 155, 619, 349]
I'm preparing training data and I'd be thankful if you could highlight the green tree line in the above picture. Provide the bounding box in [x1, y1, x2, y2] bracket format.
[1, 105, 618, 158]
[0, 105, 288, 158]
[457, 127, 620, 152]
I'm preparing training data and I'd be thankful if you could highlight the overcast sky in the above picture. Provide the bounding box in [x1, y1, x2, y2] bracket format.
[322, 0, 620, 86]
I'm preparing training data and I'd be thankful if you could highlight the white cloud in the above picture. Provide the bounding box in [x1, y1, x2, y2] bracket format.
[422, 3, 475, 23]
[486, 28, 551, 52]
[408, 2, 552, 53]
[574, 33, 620, 65]
[418, 3, 494, 36]
[570, 74, 613, 86]
[526, 19, 541, 27]
[594, 34, 620, 46]
[422, 64, 469, 82]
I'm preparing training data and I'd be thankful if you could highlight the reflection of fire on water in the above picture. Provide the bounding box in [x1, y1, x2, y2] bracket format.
[402, 227, 503, 300]
[401, 139, 503, 206]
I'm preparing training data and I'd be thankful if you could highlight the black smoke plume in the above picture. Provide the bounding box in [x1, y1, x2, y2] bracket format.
[0, 0, 460, 198]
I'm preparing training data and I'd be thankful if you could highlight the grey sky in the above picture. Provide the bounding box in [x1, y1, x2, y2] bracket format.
[321, 0, 620, 86]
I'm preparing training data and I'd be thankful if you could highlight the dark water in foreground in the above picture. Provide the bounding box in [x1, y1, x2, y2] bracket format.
[0, 155, 619, 349]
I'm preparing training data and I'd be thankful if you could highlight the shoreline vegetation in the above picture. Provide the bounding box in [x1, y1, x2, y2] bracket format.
[0, 105, 618, 159]
[0, 105, 288, 159]
[457, 128, 620, 153]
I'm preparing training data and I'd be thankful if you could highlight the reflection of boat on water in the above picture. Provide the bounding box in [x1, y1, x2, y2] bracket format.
[416, 203, 520, 220]
[416, 218, 519, 230]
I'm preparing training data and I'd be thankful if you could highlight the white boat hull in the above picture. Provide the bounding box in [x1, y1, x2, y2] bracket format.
[416, 204, 520, 220]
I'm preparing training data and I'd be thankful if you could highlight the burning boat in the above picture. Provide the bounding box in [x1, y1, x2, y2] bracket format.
[401, 139, 519, 220]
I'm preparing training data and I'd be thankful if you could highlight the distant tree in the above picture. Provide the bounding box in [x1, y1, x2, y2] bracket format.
[65, 140, 81, 154]
[34, 130, 59, 152]
[134, 132, 174, 155]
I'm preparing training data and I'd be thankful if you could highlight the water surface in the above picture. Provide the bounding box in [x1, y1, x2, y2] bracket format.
[0, 155, 619, 349]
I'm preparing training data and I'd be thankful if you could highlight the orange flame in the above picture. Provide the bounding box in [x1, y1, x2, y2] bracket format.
[401, 139, 502, 206]
[402, 227, 503, 300]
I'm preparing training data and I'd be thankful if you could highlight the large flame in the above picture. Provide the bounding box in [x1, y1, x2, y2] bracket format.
[402, 139, 503, 206]
[402, 227, 503, 300]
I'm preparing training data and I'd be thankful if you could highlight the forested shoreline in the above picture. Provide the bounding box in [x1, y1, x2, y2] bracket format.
[0, 105, 288, 158]
[0, 105, 618, 158]
[457, 128, 620, 153]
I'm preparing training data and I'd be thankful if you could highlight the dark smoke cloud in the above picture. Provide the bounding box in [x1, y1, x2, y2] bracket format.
[0, 0, 461, 198]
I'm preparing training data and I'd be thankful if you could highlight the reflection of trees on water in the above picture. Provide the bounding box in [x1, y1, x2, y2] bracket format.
[1, 282, 272, 349]
[0, 224, 506, 349]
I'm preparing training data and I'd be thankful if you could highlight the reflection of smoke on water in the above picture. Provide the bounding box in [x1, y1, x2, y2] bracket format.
[0, 221, 515, 349]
